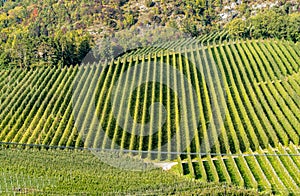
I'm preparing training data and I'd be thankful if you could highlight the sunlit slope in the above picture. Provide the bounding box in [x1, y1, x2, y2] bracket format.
[0, 39, 299, 193]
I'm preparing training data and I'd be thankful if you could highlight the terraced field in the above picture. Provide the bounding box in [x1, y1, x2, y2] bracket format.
[0, 38, 299, 194]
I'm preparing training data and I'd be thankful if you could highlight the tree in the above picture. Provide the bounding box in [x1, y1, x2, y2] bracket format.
[226, 18, 250, 38]
[287, 13, 300, 42]
[77, 38, 91, 64]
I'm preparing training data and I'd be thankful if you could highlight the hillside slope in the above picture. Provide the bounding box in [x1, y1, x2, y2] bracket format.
[0, 38, 299, 193]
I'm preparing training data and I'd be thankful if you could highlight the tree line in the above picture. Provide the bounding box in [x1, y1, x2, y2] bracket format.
[0, 0, 299, 68]
[226, 10, 300, 42]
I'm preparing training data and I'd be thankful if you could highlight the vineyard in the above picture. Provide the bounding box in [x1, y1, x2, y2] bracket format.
[0, 38, 299, 194]
[0, 148, 259, 195]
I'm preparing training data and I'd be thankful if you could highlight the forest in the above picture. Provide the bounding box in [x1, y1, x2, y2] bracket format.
[0, 0, 299, 68]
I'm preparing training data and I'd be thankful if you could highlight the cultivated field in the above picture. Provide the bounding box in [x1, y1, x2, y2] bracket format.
[0, 38, 299, 194]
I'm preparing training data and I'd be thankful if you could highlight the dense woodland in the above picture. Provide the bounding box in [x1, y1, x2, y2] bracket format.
[0, 0, 299, 68]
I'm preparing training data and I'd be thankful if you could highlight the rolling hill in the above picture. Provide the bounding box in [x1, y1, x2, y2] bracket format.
[0, 37, 299, 194]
